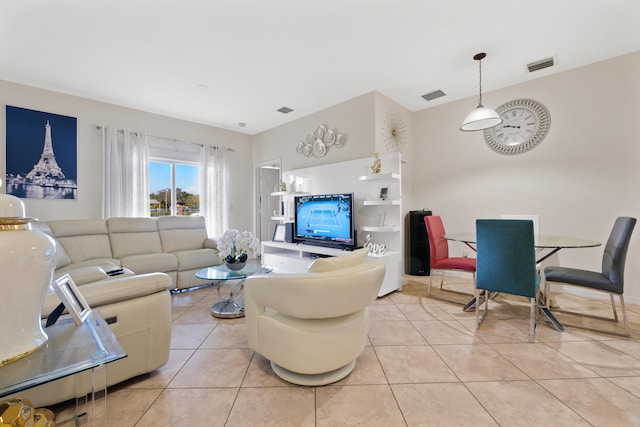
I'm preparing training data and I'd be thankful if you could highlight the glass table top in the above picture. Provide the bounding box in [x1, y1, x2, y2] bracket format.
[0, 311, 126, 398]
[195, 261, 273, 281]
[444, 233, 601, 249]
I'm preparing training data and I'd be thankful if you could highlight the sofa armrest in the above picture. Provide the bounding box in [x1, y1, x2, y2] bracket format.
[42, 272, 172, 317]
[54, 266, 109, 286]
[204, 238, 218, 250]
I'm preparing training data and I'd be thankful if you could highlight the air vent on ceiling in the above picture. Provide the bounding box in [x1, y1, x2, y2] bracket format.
[421, 90, 446, 101]
[527, 57, 555, 73]
[277, 106, 294, 114]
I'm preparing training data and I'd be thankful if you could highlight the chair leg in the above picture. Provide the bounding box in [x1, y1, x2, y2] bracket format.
[427, 271, 433, 296]
[475, 287, 481, 328]
[529, 297, 538, 343]
[619, 294, 630, 337]
[609, 293, 619, 322]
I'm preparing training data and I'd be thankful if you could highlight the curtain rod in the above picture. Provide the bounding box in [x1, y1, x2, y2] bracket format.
[93, 125, 235, 151]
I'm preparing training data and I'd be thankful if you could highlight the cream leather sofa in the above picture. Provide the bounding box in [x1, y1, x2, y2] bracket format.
[45, 215, 221, 291]
[15, 216, 220, 406]
[244, 248, 385, 385]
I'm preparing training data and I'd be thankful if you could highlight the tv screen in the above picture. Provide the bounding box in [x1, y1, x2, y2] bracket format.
[294, 193, 354, 249]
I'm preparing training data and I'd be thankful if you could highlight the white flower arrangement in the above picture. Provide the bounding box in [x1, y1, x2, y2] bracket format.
[218, 229, 260, 263]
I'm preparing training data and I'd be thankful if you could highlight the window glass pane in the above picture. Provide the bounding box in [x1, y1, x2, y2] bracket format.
[176, 163, 199, 216]
[149, 161, 171, 217]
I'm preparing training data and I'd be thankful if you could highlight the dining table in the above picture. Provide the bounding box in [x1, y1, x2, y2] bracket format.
[443, 232, 601, 331]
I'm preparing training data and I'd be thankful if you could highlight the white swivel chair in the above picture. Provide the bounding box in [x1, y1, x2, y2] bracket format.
[244, 248, 385, 385]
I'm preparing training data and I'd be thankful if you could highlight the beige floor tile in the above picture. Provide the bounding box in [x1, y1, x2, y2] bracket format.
[172, 303, 220, 324]
[169, 323, 216, 349]
[242, 353, 293, 387]
[368, 320, 426, 346]
[412, 319, 481, 344]
[125, 349, 195, 389]
[367, 303, 408, 321]
[201, 323, 249, 348]
[392, 383, 498, 426]
[466, 380, 591, 426]
[459, 317, 537, 344]
[316, 385, 405, 427]
[538, 378, 640, 426]
[103, 388, 163, 426]
[608, 377, 640, 399]
[395, 302, 455, 321]
[546, 341, 640, 376]
[433, 343, 528, 382]
[491, 342, 599, 379]
[375, 345, 458, 384]
[169, 348, 252, 388]
[226, 387, 315, 427]
[334, 347, 388, 385]
[135, 388, 237, 427]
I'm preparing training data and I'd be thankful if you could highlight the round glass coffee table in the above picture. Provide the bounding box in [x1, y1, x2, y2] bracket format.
[195, 260, 272, 318]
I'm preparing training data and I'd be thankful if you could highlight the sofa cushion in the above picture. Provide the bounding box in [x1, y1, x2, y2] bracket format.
[32, 221, 73, 269]
[157, 216, 209, 253]
[306, 247, 369, 273]
[48, 219, 113, 262]
[107, 217, 163, 259]
[173, 248, 221, 271]
[119, 253, 178, 275]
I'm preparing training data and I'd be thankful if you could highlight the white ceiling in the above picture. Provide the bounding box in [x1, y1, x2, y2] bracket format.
[1, 1, 639, 135]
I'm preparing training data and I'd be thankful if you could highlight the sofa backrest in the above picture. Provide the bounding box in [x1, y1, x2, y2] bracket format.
[157, 216, 209, 253]
[47, 219, 113, 263]
[32, 221, 73, 269]
[107, 217, 162, 259]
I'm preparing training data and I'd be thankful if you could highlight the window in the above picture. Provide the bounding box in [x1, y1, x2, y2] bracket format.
[149, 160, 199, 216]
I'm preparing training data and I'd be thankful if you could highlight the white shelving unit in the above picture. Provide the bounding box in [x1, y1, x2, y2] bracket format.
[270, 191, 307, 223]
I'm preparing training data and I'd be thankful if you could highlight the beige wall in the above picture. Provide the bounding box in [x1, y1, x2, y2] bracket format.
[0, 80, 254, 231]
[412, 51, 640, 300]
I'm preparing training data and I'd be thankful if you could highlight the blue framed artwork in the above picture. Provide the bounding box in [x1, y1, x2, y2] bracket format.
[5, 106, 77, 199]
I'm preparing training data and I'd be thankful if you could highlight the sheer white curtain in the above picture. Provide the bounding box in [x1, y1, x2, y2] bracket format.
[101, 126, 150, 218]
[200, 144, 229, 237]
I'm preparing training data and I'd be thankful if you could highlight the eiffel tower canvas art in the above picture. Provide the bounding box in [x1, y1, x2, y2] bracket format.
[5, 106, 78, 199]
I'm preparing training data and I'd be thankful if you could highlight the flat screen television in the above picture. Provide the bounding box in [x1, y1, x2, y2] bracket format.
[293, 192, 355, 250]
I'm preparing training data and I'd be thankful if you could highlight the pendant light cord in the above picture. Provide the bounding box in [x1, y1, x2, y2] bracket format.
[477, 57, 483, 106]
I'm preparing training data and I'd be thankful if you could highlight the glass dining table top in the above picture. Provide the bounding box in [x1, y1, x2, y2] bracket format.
[444, 233, 601, 249]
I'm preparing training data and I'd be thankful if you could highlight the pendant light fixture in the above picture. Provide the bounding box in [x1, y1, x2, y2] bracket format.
[460, 52, 502, 131]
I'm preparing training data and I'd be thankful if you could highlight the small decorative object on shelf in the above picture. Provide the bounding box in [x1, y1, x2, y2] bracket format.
[279, 180, 287, 191]
[380, 187, 388, 200]
[370, 153, 382, 174]
[364, 234, 386, 255]
[218, 229, 260, 271]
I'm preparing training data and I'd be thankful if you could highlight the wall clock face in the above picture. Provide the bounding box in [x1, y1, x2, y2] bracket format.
[484, 98, 551, 155]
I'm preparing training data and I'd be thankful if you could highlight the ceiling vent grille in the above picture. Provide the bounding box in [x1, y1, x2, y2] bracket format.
[527, 57, 555, 73]
[421, 89, 446, 101]
[277, 106, 294, 114]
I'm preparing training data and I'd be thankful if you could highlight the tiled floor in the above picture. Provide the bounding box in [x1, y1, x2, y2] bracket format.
[60, 275, 640, 426]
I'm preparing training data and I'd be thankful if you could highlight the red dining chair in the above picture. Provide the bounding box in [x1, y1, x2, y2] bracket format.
[424, 216, 476, 298]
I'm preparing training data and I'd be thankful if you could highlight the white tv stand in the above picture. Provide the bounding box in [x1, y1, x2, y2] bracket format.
[261, 241, 401, 296]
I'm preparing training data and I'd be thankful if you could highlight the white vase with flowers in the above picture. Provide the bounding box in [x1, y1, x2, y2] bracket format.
[218, 229, 260, 271]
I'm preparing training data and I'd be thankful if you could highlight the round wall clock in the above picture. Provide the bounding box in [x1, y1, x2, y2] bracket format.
[483, 98, 551, 155]
[382, 109, 407, 152]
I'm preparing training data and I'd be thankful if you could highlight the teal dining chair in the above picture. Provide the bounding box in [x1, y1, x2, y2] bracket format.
[476, 219, 540, 342]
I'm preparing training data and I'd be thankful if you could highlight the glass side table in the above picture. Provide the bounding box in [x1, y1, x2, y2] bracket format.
[195, 260, 272, 318]
[0, 310, 126, 426]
